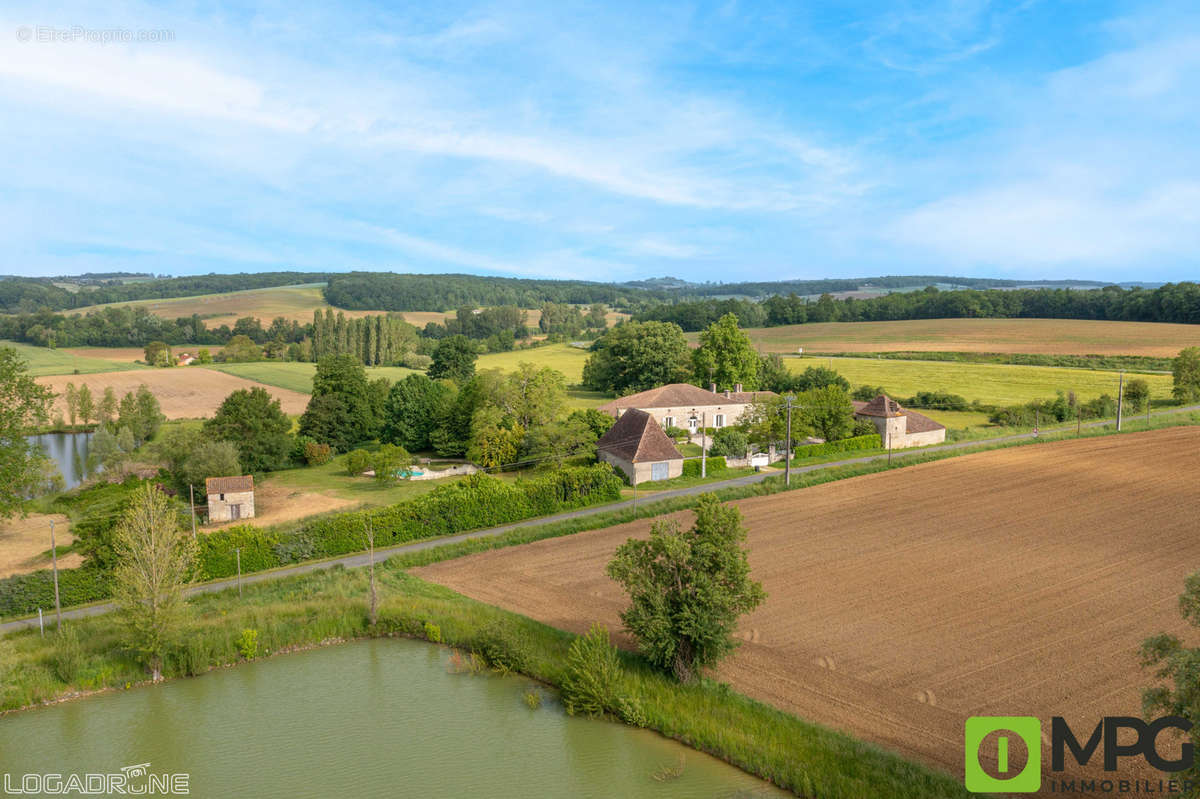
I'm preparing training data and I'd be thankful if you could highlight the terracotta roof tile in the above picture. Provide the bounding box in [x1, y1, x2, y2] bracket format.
[598, 383, 776, 415]
[597, 409, 682, 463]
[852, 398, 946, 432]
[856, 394, 904, 417]
[205, 475, 254, 494]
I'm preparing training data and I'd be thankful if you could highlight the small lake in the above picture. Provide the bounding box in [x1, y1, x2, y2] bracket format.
[27, 431, 92, 491]
[0, 639, 786, 798]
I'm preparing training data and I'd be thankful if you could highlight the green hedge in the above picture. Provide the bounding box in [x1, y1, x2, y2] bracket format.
[1, 464, 624, 617]
[793, 434, 881, 459]
[681, 456, 727, 477]
[0, 566, 111, 619]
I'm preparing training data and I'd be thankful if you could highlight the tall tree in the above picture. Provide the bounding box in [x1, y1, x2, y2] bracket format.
[0, 347, 55, 516]
[692, 313, 760, 390]
[500, 363, 567, 430]
[1173, 347, 1200, 403]
[1142, 572, 1200, 790]
[64, 382, 78, 426]
[298, 355, 375, 452]
[797, 385, 855, 442]
[97, 386, 118, 428]
[382, 374, 454, 451]
[581, 320, 691, 393]
[428, 335, 477, 383]
[76, 383, 94, 426]
[205, 387, 293, 472]
[112, 483, 197, 682]
[607, 494, 765, 682]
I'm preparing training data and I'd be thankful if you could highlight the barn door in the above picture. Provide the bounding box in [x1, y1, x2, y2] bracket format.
[651, 462, 668, 481]
[231, 504, 241, 521]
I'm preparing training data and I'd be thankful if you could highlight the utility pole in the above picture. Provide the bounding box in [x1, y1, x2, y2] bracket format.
[1116, 371, 1125, 431]
[1034, 409, 1039, 438]
[38, 608, 44, 638]
[700, 412, 707, 478]
[189, 484, 198, 539]
[784, 394, 795, 487]
[1077, 407, 1082, 436]
[50, 520, 61, 629]
[235, 547, 242, 597]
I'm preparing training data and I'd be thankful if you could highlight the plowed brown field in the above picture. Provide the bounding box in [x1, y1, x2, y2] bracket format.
[415, 427, 1200, 792]
[37, 368, 311, 419]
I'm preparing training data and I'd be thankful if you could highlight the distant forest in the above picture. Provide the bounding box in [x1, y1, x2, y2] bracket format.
[0, 272, 336, 313]
[633, 283, 1200, 331]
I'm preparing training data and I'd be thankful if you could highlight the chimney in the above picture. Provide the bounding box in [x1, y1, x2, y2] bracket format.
[724, 389, 731, 399]
[709, 382, 717, 393]
[735, 383, 743, 393]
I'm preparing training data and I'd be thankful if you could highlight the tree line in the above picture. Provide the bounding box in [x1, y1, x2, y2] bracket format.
[0, 272, 334, 313]
[634, 282, 1200, 331]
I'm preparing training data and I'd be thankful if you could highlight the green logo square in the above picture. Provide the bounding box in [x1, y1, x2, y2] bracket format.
[965, 716, 1042, 793]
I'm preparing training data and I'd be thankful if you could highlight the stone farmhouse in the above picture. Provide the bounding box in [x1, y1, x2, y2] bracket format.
[206, 475, 255, 522]
[596, 409, 683, 483]
[852, 394, 946, 449]
[598, 383, 776, 434]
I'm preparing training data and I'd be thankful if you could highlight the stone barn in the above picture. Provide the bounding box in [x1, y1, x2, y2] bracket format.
[852, 394, 946, 449]
[596, 409, 683, 484]
[206, 475, 255, 522]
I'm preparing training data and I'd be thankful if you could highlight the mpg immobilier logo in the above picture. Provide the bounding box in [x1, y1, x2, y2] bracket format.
[965, 715, 1195, 793]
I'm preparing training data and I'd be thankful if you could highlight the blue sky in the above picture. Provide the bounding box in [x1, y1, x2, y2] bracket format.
[2, 0, 1198, 283]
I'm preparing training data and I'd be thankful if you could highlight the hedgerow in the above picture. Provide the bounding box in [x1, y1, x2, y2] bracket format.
[793, 434, 881, 458]
[1, 464, 623, 618]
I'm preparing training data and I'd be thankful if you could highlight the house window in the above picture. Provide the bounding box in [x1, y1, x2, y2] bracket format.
[663, 416, 675, 428]
[714, 414, 725, 428]
[219, 493, 225, 501]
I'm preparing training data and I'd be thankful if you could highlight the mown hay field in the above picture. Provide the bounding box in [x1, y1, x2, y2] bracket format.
[69, 284, 378, 328]
[740, 318, 1200, 357]
[36, 368, 311, 420]
[415, 427, 1200, 790]
[1, 340, 148, 377]
[798, 356, 1174, 405]
[209, 362, 419, 394]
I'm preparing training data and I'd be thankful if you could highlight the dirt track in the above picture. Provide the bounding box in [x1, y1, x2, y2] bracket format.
[38, 368, 311, 420]
[415, 427, 1200, 791]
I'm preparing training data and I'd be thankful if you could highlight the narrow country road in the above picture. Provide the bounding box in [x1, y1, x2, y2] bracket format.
[4, 406, 1195, 634]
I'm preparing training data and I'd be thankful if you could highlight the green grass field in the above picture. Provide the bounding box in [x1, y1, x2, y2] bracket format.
[477, 343, 591, 384]
[797, 356, 1174, 406]
[263, 452, 442, 508]
[209, 362, 419, 394]
[0, 340, 148, 377]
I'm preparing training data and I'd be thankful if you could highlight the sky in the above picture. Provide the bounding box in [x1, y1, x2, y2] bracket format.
[1, 0, 1198, 283]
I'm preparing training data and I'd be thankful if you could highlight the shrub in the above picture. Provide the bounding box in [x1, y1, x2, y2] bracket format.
[662, 425, 688, 441]
[472, 620, 530, 674]
[303, 440, 333, 466]
[904, 391, 969, 411]
[793, 434, 881, 458]
[344, 449, 371, 476]
[236, 628, 259, 660]
[423, 622, 442, 643]
[196, 525, 281, 580]
[0, 566, 110, 619]
[708, 428, 748, 458]
[852, 385, 886, 401]
[51, 625, 84, 684]
[561, 623, 622, 717]
[682, 456, 727, 478]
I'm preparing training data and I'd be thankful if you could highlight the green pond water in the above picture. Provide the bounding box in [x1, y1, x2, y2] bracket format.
[0, 639, 787, 798]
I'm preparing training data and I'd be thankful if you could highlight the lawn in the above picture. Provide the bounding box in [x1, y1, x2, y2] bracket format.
[737, 317, 1200, 358]
[796, 356, 1174, 406]
[209, 362, 419, 394]
[1, 340, 149, 377]
[262, 452, 443, 508]
[477, 343, 591, 385]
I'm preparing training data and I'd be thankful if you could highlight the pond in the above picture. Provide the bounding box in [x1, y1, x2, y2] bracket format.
[0, 639, 786, 798]
[26, 431, 92, 492]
